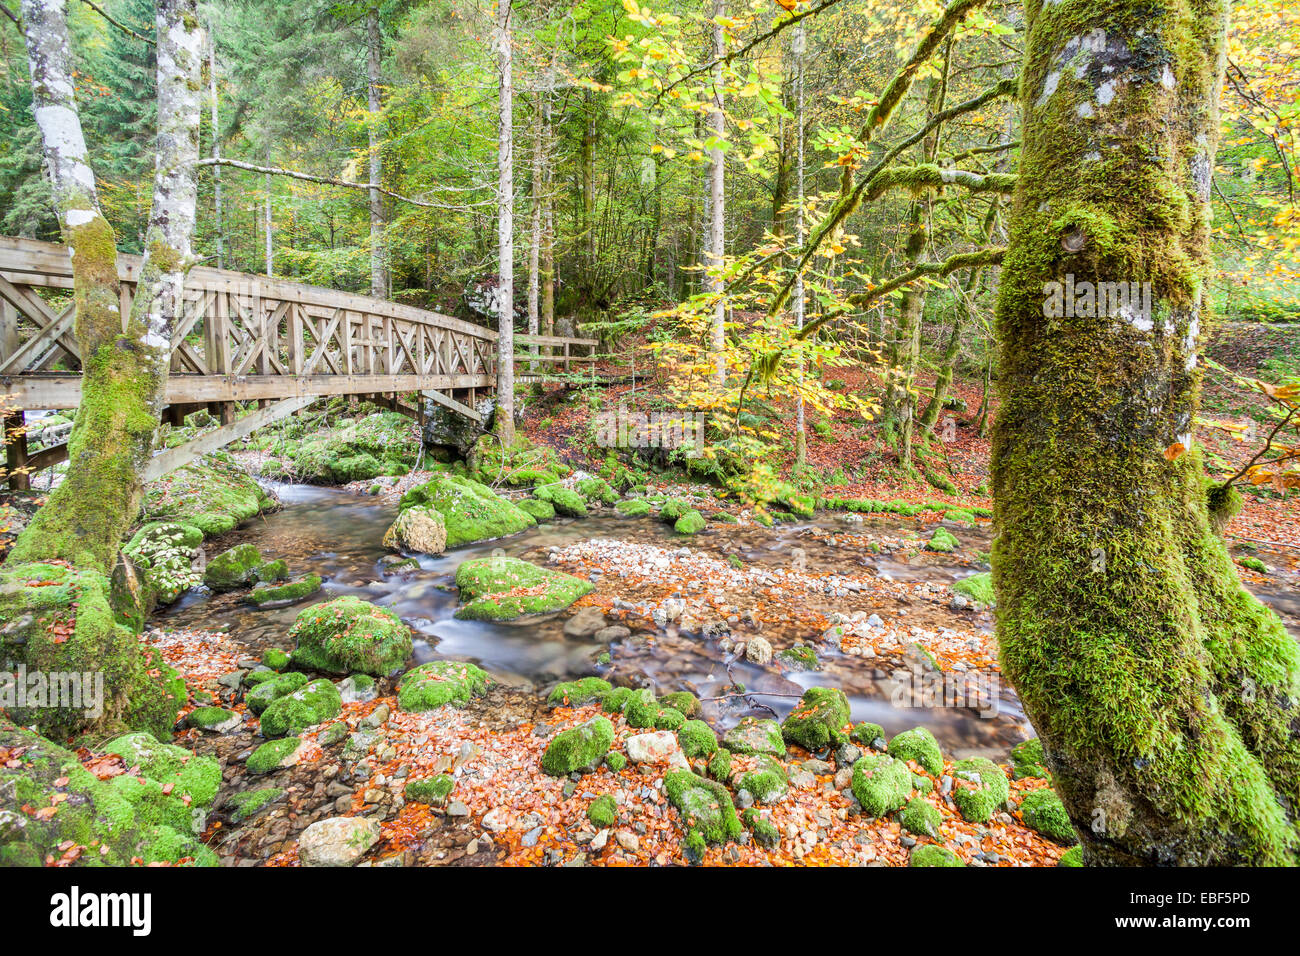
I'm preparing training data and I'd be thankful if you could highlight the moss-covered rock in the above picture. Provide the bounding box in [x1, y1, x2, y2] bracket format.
[1019, 789, 1078, 845]
[258, 679, 342, 737]
[244, 574, 322, 607]
[722, 717, 786, 756]
[927, 527, 960, 552]
[664, 770, 743, 845]
[518, 497, 556, 522]
[900, 796, 943, 837]
[122, 521, 203, 610]
[850, 753, 912, 817]
[707, 748, 732, 781]
[245, 671, 310, 715]
[0, 563, 183, 740]
[246, 736, 303, 774]
[850, 722, 887, 749]
[396, 660, 491, 711]
[659, 499, 691, 522]
[743, 809, 781, 848]
[887, 726, 944, 776]
[228, 787, 284, 823]
[781, 686, 850, 751]
[738, 754, 788, 803]
[951, 757, 1011, 822]
[263, 648, 290, 671]
[398, 474, 535, 547]
[1058, 845, 1084, 867]
[678, 719, 718, 758]
[533, 483, 588, 517]
[1009, 737, 1051, 780]
[625, 689, 685, 730]
[453, 556, 593, 620]
[203, 543, 264, 591]
[952, 571, 995, 605]
[674, 510, 706, 534]
[287, 596, 413, 676]
[547, 677, 611, 707]
[776, 643, 820, 672]
[600, 686, 635, 715]
[910, 844, 964, 867]
[185, 706, 242, 733]
[577, 477, 619, 506]
[659, 691, 701, 718]
[255, 559, 289, 583]
[382, 504, 447, 555]
[404, 775, 455, 806]
[587, 793, 618, 828]
[101, 732, 221, 835]
[0, 720, 217, 867]
[615, 498, 651, 517]
[541, 717, 614, 775]
[605, 752, 627, 772]
[143, 458, 277, 537]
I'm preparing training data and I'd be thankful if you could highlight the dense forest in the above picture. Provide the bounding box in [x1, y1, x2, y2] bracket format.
[0, 0, 1298, 882]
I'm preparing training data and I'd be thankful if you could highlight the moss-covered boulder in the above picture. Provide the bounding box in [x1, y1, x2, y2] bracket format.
[577, 477, 619, 506]
[453, 556, 593, 620]
[1009, 737, 1051, 780]
[541, 716, 614, 775]
[926, 527, 960, 553]
[660, 691, 701, 718]
[664, 770, 743, 847]
[910, 844, 964, 867]
[850, 753, 912, 817]
[246, 736, 304, 774]
[677, 720, 718, 758]
[287, 596, 413, 676]
[518, 498, 556, 522]
[624, 689, 685, 730]
[738, 754, 788, 803]
[228, 787, 284, 823]
[722, 717, 786, 756]
[951, 757, 1011, 823]
[398, 474, 536, 546]
[101, 732, 221, 835]
[546, 677, 611, 708]
[185, 706, 242, 733]
[900, 796, 943, 837]
[258, 679, 342, 737]
[887, 726, 944, 776]
[533, 483, 588, 517]
[0, 721, 217, 867]
[397, 660, 491, 711]
[245, 574, 322, 607]
[659, 499, 691, 522]
[245, 671, 310, 715]
[674, 510, 706, 534]
[203, 543, 264, 591]
[122, 521, 203, 609]
[776, 643, 820, 672]
[143, 457, 278, 537]
[0, 563, 183, 740]
[587, 793, 618, 828]
[850, 722, 887, 750]
[781, 686, 850, 751]
[1019, 789, 1078, 845]
[615, 498, 651, 517]
[952, 571, 995, 605]
[404, 775, 455, 806]
[382, 505, 447, 555]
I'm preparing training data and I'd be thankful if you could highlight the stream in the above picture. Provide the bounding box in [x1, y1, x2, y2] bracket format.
[157, 483, 1300, 761]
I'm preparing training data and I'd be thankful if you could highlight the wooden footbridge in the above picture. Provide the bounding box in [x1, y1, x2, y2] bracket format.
[0, 236, 597, 489]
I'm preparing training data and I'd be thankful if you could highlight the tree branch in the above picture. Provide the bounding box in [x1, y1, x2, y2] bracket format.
[194, 157, 492, 209]
[74, 0, 153, 44]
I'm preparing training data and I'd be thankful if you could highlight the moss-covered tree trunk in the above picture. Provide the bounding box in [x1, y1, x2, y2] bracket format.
[993, 0, 1300, 864]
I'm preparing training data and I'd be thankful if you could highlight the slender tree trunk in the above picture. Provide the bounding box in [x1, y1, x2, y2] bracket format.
[793, 23, 806, 469]
[493, 0, 515, 444]
[8, 0, 203, 574]
[209, 37, 223, 269]
[264, 146, 273, 277]
[993, 0, 1300, 865]
[707, 0, 726, 386]
[366, 4, 387, 299]
[527, 89, 544, 372]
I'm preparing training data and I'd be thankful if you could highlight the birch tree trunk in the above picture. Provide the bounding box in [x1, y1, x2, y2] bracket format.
[366, 4, 387, 299]
[793, 23, 806, 468]
[8, 0, 203, 574]
[209, 37, 223, 269]
[493, 0, 515, 444]
[707, 0, 726, 387]
[527, 89, 544, 372]
[993, 0, 1300, 865]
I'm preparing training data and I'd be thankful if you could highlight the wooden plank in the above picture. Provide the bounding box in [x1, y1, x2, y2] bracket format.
[141, 395, 316, 482]
[25, 440, 68, 473]
[422, 388, 483, 423]
[516, 333, 598, 348]
[3, 410, 28, 490]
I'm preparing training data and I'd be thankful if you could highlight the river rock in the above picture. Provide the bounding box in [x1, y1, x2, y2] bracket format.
[626, 731, 688, 768]
[383, 505, 447, 555]
[744, 636, 773, 664]
[454, 556, 593, 621]
[564, 605, 608, 638]
[297, 816, 381, 867]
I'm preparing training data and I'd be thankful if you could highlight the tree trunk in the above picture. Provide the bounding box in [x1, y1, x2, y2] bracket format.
[527, 87, 545, 372]
[366, 4, 387, 299]
[209, 37, 223, 269]
[793, 23, 806, 469]
[493, 0, 515, 444]
[707, 0, 726, 387]
[8, 0, 203, 574]
[993, 0, 1300, 865]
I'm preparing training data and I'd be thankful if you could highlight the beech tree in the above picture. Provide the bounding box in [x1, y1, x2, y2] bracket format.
[992, 0, 1300, 864]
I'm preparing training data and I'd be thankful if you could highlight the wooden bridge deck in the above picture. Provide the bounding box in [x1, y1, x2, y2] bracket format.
[0, 236, 598, 487]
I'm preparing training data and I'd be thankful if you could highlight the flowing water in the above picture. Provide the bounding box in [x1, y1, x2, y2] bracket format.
[158, 484, 1300, 760]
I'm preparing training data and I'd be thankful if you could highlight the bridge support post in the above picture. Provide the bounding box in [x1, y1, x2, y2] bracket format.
[4, 411, 29, 492]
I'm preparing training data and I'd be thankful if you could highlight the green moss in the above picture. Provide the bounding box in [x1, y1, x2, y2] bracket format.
[122, 521, 203, 610]
[850, 722, 886, 749]
[738, 754, 788, 803]
[742, 809, 781, 848]
[1019, 789, 1078, 846]
[397, 660, 491, 711]
[246, 736, 302, 774]
[185, 707, 239, 731]
[245, 671, 309, 715]
[659, 691, 701, 718]
[927, 527, 960, 553]
[625, 689, 685, 730]
[781, 686, 850, 751]
[900, 796, 943, 837]
[674, 510, 706, 534]
[255, 559, 289, 583]
[143, 459, 276, 537]
[1238, 556, 1267, 574]
[605, 752, 627, 772]
[723, 717, 787, 756]
[399, 474, 536, 546]
[258, 679, 342, 737]
[228, 787, 283, 823]
[1058, 845, 1084, 867]
[587, 793, 618, 828]
[887, 727, 943, 776]
[518, 497, 556, 521]
[1009, 737, 1051, 780]
[541, 717, 614, 775]
[706, 748, 732, 781]
[678, 720, 718, 758]
[664, 770, 743, 845]
[245, 574, 322, 606]
[404, 775, 455, 806]
[601, 687, 635, 714]
[454, 556, 594, 620]
[851, 754, 912, 817]
[287, 596, 413, 676]
[203, 543, 264, 591]
[943, 509, 977, 523]
[262, 648, 291, 671]
[952, 757, 1010, 823]
[659, 499, 690, 522]
[952, 571, 995, 605]
[547, 677, 612, 707]
[615, 498, 651, 517]
[577, 477, 619, 505]
[910, 844, 964, 867]
[776, 643, 820, 672]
